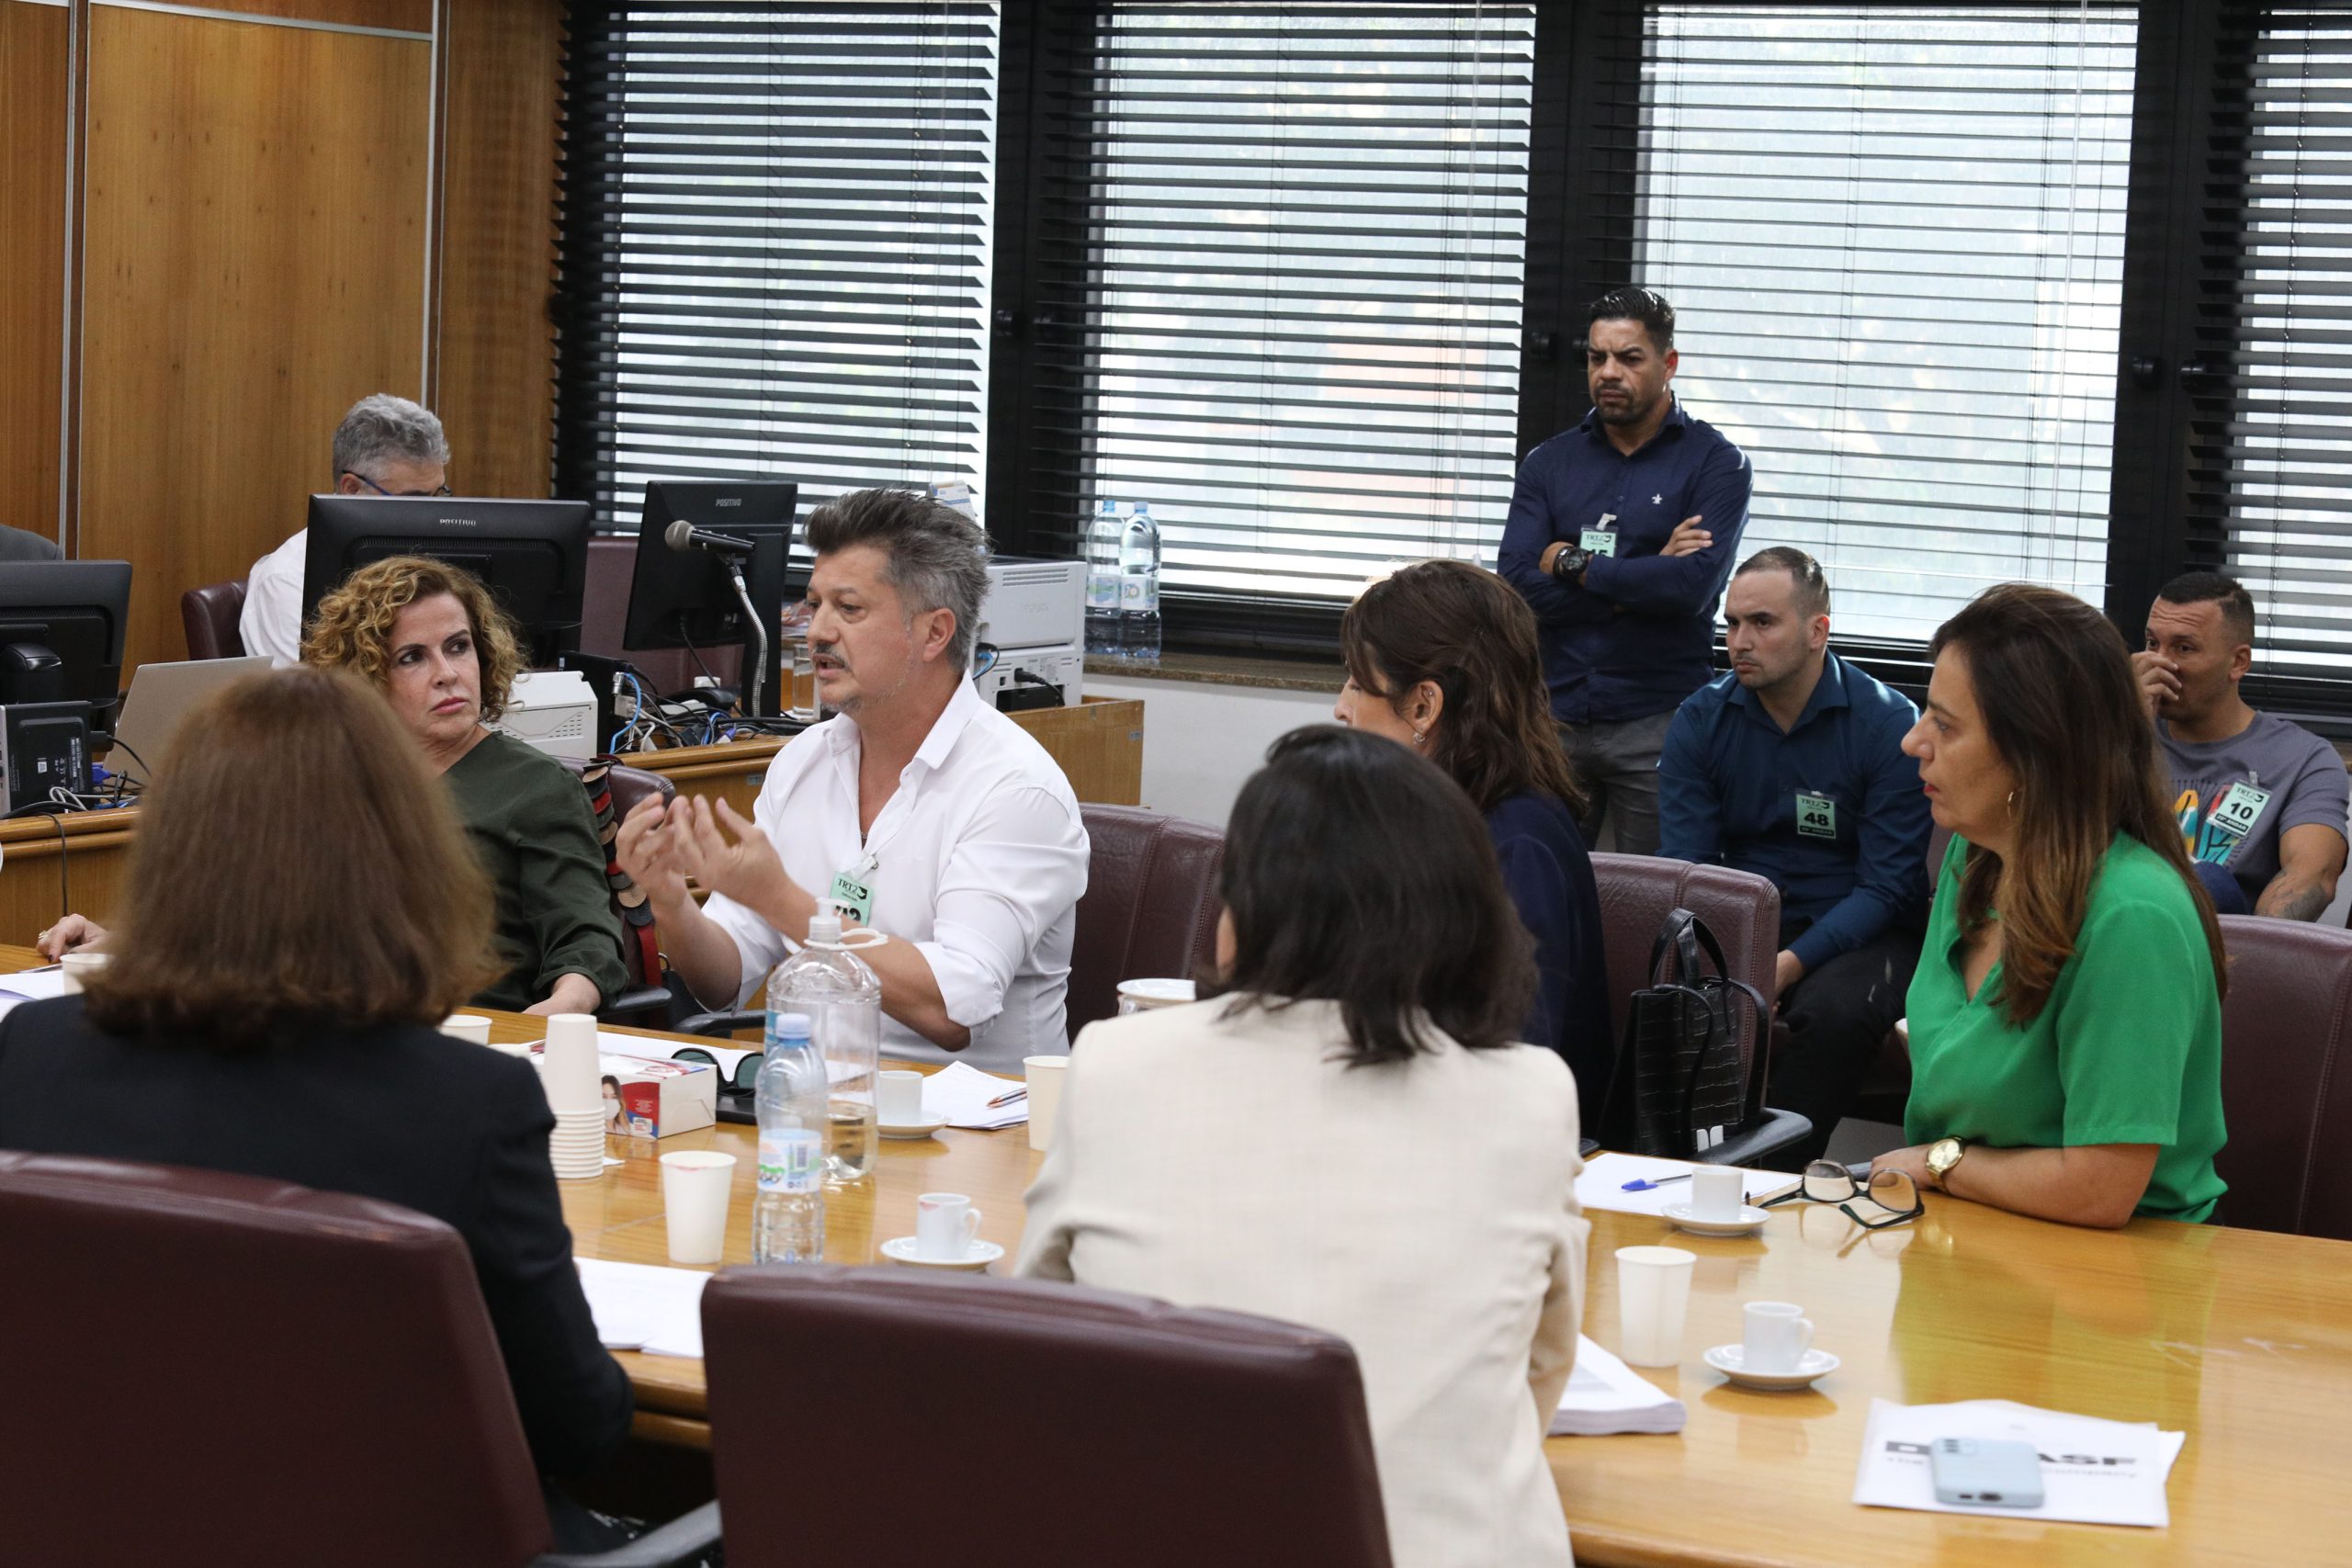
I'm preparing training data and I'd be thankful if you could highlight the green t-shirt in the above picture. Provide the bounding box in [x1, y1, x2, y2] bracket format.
[1904, 832, 2227, 1223]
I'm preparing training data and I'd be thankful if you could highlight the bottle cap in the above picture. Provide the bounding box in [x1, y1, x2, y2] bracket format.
[807, 901, 843, 946]
[772, 1010, 813, 1040]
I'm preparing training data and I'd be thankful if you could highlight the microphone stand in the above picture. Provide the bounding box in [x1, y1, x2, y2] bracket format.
[720, 558, 768, 719]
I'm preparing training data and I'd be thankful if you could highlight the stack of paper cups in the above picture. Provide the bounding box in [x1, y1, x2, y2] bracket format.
[541, 1013, 606, 1181]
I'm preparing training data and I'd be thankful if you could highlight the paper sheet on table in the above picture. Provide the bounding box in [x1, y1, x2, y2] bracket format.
[622, 1035, 867, 1087]
[576, 1258, 710, 1359]
[1551, 1335, 1686, 1436]
[1851, 1398, 2185, 1528]
[0, 969, 71, 1004]
[1577, 1152, 1778, 1217]
[921, 1060, 1029, 1129]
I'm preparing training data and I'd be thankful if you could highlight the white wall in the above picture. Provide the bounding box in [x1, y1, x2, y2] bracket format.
[1086, 673, 1336, 828]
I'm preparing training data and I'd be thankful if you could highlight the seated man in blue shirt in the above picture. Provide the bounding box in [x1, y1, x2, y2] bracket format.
[1658, 548, 1931, 1167]
[1498, 287, 1752, 855]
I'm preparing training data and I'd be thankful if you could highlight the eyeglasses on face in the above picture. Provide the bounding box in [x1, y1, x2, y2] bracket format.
[345, 469, 454, 499]
[1758, 1159, 1925, 1231]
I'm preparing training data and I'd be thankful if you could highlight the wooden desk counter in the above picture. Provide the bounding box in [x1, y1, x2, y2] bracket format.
[0, 808, 140, 948]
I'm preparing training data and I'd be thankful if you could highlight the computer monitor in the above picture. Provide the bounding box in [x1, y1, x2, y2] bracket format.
[302, 495, 592, 666]
[622, 480, 797, 716]
[0, 560, 133, 721]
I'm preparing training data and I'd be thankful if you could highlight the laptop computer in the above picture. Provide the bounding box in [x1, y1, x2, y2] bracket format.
[107, 655, 273, 789]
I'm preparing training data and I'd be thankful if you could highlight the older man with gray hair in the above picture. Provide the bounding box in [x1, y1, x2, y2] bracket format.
[616, 488, 1090, 1070]
[239, 392, 451, 663]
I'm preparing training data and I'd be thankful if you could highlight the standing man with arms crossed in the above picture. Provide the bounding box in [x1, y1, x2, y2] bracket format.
[2134, 570, 2347, 919]
[1498, 288, 1753, 854]
[1658, 548, 1931, 1167]
[241, 393, 452, 664]
[615, 489, 1090, 1072]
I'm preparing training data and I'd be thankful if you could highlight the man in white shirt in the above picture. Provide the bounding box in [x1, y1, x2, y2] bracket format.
[616, 488, 1090, 1070]
[240, 393, 451, 663]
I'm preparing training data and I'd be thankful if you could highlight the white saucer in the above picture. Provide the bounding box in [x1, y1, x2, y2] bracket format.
[880, 1236, 1003, 1271]
[1663, 1201, 1771, 1236]
[1703, 1344, 1839, 1391]
[877, 1113, 949, 1141]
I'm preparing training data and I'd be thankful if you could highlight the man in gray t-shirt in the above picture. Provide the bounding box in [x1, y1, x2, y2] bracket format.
[2136, 571, 2349, 919]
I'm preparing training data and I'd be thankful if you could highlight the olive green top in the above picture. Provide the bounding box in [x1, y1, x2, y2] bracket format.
[443, 730, 626, 1013]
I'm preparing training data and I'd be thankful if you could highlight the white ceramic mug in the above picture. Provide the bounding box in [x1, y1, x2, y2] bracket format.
[1615, 1245, 1697, 1368]
[1115, 977, 1196, 1015]
[1689, 1165, 1745, 1223]
[1742, 1300, 1815, 1374]
[877, 1069, 925, 1125]
[60, 951, 110, 995]
[915, 1191, 983, 1260]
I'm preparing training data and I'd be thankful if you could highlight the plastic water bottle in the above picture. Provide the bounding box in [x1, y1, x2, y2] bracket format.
[1118, 502, 1162, 665]
[769, 902, 883, 1182]
[752, 1010, 826, 1263]
[1085, 500, 1124, 658]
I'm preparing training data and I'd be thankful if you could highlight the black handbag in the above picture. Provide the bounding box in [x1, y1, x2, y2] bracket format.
[1598, 908, 1769, 1158]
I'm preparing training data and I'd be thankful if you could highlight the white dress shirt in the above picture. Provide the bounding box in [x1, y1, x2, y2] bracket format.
[239, 529, 307, 665]
[701, 679, 1089, 1071]
[1019, 998, 1587, 1568]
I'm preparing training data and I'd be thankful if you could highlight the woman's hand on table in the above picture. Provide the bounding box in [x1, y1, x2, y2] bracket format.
[37, 915, 108, 961]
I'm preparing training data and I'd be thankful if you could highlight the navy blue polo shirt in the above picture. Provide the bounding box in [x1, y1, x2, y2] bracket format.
[1656, 651, 1932, 972]
[1497, 400, 1753, 725]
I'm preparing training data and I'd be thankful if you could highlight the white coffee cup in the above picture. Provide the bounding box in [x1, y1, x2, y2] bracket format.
[1742, 1300, 1815, 1374]
[441, 1014, 492, 1047]
[1689, 1165, 1745, 1223]
[1615, 1245, 1697, 1368]
[915, 1191, 982, 1261]
[60, 951, 110, 995]
[540, 1012, 601, 1114]
[877, 1069, 925, 1125]
[660, 1150, 738, 1266]
[1115, 977, 1195, 1015]
[1023, 1055, 1069, 1153]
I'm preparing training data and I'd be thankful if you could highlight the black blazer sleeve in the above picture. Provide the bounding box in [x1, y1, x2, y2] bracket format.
[462, 1059, 635, 1477]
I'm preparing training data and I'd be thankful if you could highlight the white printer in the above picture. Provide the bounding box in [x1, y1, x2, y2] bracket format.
[970, 558, 1085, 711]
[494, 668, 600, 761]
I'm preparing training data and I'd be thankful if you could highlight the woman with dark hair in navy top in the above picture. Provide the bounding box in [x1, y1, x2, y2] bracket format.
[1338, 560, 1615, 1109]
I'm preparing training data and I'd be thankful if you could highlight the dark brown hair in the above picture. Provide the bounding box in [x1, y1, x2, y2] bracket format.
[85, 667, 501, 1043]
[1932, 583, 2227, 1025]
[1211, 725, 1536, 1066]
[2154, 570, 2256, 644]
[1735, 546, 1830, 620]
[1340, 558, 1587, 816]
[302, 554, 526, 721]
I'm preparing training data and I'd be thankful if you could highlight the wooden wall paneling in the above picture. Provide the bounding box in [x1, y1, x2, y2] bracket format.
[434, 0, 564, 499]
[78, 6, 432, 671]
[1, 1, 72, 545]
[134, 0, 435, 32]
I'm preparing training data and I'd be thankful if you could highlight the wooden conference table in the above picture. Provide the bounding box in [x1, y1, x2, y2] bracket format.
[395, 1012, 2352, 1568]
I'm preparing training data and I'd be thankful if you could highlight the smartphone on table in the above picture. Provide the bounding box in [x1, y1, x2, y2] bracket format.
[1928, 1437, 2045, 1508]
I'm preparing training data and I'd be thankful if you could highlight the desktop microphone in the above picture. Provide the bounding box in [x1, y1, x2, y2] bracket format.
[664, 518, 758, 558]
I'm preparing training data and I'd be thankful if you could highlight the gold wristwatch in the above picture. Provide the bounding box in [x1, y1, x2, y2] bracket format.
[1925, 1137, 1967, 1190]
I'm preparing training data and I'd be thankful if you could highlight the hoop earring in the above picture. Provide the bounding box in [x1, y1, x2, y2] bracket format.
[1412, 729, 1428, 749]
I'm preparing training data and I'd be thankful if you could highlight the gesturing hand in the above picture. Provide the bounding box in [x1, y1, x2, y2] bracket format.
[676, 796, 804, 924]
[615, 795, 694, 912]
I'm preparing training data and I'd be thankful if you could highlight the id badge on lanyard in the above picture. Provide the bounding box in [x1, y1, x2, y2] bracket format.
[1580, 513, 1620, 558]
[2197, 780, 2271, 865]
[1795, 790, 1837, 840]
[828, 850, 880, 927]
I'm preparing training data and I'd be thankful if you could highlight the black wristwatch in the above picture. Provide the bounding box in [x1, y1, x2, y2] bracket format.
[1551, 545, 1594, 584]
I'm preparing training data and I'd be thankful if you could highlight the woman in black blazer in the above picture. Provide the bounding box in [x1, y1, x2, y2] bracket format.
[0, 666, 632, 1483]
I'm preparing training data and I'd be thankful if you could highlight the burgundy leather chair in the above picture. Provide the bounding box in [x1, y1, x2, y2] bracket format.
[2215, 914, 2352, 1239]
[581, 535, 741, 695]
[702, 1266, 1392, 1568]
[1067, 803, 1226, 1038]
[0, 1151, 718, 1567]
[180, 579, 248, 660]
[1590, 852, 1807, 1162]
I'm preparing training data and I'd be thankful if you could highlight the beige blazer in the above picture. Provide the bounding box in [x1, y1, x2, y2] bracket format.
[1017, 997, 1588, 1568]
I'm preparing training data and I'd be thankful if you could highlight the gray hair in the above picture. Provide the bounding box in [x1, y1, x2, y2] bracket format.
[332, 394, 449, 483]
[804, 489, 989, 671]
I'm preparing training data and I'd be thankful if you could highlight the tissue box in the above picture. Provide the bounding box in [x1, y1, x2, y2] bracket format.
[551, 1047, 717, 1139]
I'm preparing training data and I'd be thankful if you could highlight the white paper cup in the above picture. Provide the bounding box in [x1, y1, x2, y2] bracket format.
[441, 1014, 492, 1047]
[1742, 1301, 1815, 1374]
[1690, 1165, 1745, 1223]
[1023, 1055, 1069, 1152]
[60, 951, 110, 995]
[540, 1012, 601, 1114]
[1615, 1245, 1697, 1368]
[914, 1191, 982, 1261]
[1115, 977, 1195, 1015]
[877, 1069, 925, 1125]
[660, 1151, 737, 1264]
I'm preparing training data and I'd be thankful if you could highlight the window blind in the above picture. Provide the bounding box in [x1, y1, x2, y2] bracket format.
[554, 4, 1001, 533]
[2188, 5, 2352, 672]
[1025, 3, 1536, 615]
[1623, 4, 2137, 643]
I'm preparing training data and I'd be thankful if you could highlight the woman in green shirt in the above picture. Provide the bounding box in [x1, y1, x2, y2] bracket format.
[1877, 584, 2228, 1227]
[303, 556, 627, 1016]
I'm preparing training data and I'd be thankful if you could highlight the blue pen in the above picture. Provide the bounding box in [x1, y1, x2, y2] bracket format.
[1622, 1173, 1693, 1192]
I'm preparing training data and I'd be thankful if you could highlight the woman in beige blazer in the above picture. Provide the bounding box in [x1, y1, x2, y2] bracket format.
[1018, 726, 1588, 1568]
